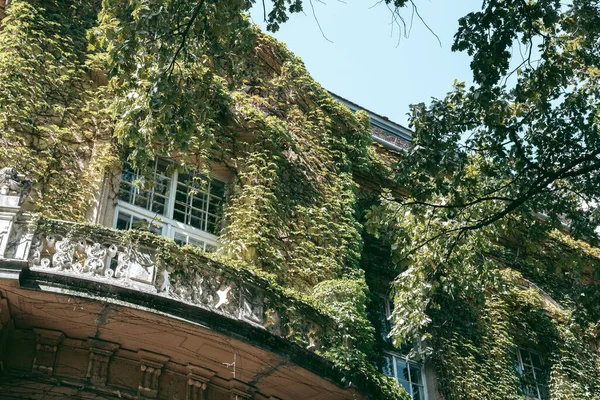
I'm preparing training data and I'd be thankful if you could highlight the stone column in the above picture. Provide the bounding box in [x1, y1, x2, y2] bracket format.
[0, 167, 30, 260]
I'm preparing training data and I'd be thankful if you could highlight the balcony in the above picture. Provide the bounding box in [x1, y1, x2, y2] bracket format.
[24, 217, 326, 349]
[0, 171, 384, 400]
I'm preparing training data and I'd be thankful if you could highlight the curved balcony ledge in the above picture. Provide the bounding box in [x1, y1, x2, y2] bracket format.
[0, 215, 389, 398]
[23, 217, 331, 346]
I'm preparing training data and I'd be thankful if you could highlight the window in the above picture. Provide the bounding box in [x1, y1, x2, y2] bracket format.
[377, 294, 428, 400]
[382, 353, 427, 400]
[376, 294, 394, 341]
[115, 158, 225, 251]
[515, 348, 548, 400]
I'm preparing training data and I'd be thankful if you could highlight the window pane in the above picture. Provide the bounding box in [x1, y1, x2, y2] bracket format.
[192, 194, 206, 210]
[395, 359, 410, 382]
[412, 384, 425, 400]
[531, 353, 542, 369]
[119, 159, 170, 216]
[208, 196, 223, 214]
[130, 215, 163, 235]
[149, 224, 163, 235]
[188, 237, 206, 248]
[155, 158, 171, 175]
[173, 208, 188, 225]
[174, 232, 186, 246]
[520, 349, 533, 367]
[151, 194, 168, 215]
[171, 170, 224, 235]
[190, 214, 205, 230]
[134, 189, 151, 209]
[377, 296, 390, 340]
[206, 216, 219, 234]
[381, 355, 394, 376]
[399, 381, 411, 397]
[409, 365, 423, 385]
[119, 181, 134, 203]
[211, 180, 226, 198]
[116, 213, 131, 230]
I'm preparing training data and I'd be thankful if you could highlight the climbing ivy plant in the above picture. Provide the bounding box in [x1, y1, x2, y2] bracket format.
[0, 0, 114, 219]
[365, 1, 600, 398]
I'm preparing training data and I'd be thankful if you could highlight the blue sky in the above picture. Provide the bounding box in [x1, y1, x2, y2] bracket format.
[249, 1, 483, 126]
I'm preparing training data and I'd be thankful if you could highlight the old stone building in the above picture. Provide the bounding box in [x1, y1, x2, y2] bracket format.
[0, 106, 436, 399]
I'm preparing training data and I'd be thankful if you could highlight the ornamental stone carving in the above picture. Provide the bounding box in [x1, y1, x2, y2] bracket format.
[0, 167, 31, 259]
[138, 350, 169, 398]
[0, 167, 30, 201]
[26, 220, 332, 358]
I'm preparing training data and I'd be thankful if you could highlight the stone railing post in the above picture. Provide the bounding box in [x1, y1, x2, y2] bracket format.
[0, 167, 30, 259]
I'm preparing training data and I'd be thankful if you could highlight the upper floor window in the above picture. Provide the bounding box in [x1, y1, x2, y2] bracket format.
[516, 348, 548, 400]
[115, 158, 225, 251]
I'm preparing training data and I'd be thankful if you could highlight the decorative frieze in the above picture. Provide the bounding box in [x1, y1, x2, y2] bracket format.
[138, 350, 169, 398]
[32, 328, 64, 375]
[186, 364, 215, 400]
[86, 338, 119, 385]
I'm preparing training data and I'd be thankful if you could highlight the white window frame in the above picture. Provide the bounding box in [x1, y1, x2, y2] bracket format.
[377, 294, 394, 341]
[383, 352, 428, 400]
[114, 161, 225, 252]
[516, 348, 547, 400]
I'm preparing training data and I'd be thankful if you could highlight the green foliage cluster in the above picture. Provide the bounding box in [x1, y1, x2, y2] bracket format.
[424, 227, 600, 400]
[363, 1, 600, 398]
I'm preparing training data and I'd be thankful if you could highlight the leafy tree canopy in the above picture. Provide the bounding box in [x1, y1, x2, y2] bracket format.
[366, 0, 600, 349]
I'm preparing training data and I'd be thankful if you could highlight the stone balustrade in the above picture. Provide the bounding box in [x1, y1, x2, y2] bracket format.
[6, 217, 326, 352]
